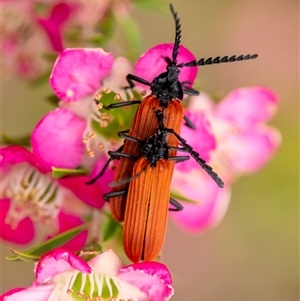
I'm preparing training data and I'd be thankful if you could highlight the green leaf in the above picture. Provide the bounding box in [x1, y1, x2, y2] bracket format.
[46, 94, 60, 106]
[170, 191, 199, 204]
[1, 133, 31, 146]
[8, 249, 40, 262]
[103, 214, 122, 242]
[7, 224, 88, 262]
[133, 0, 169, 13]
[41, 52, 59, 62]
[117, 15, 143, 61]
[52, 167, 89, 179]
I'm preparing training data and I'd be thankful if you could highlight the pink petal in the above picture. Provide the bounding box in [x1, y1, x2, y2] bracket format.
[0, 145, 48, 173]
[31, 108, 86, 169]
[37, 19, 64, 52]
[0, 198, 35, 244]
[56, 211, 88, 251]
[37, 3, 73, 52]
[134, 44, 197, 90]
[119, 262, 174, 301]
[176, 110, 216, 172]
[36, 248, 91, 283]
[215, 87, 279, 128]
[49, 2, 73, 25]
[224, 126, 281, 174]
[1, 288, 25, 301]
[0, 286, 53, 301]
[50, 48, 114, 101]
[170, 170, 231, 232]
[58, 155, 114, 208]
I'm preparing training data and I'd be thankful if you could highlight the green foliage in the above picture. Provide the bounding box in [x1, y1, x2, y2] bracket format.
[1, 133, 31, 146]
[52, 167, 89, 179]
[7, 224, 88, 262]
[117, 15, 143, 61]
[103, 213, 122, 242]
[134, 0, 169, 13]
[170, 191, 198, 204]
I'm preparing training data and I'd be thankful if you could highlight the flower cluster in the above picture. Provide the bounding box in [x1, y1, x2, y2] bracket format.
[2, 2, 281, 299]
[1, 0, 133, 81]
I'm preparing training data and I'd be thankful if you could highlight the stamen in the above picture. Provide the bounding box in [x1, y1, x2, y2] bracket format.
[114, 94, 121, 101]
[87, 149, 95, 157]
[100, 120, 109, 128]
[97, 102, 104, 109]
[88, 273, 95, 297]
[88, 132, 96, 139]
[103, 87, 111, 94]
[98, 143, 104, 150]
[95, 274, 104, 297]
[2, 162, 64, 230]
[95, 93, 103, 101]
[105, 276, 113, 298]
[78, 273, 87, 297]
[109, 138, 117, 145]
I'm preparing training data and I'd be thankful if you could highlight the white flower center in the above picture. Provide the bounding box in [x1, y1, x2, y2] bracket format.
[48, 270, 140, 301]
[2, 163, 62, 228]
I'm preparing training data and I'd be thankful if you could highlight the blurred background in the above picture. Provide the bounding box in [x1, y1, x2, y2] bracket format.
[1, 0, 298, 300]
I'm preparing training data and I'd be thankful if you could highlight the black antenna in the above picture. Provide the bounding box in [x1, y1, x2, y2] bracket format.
[169, 3, 182, 65]
[177, 54, 258, 68]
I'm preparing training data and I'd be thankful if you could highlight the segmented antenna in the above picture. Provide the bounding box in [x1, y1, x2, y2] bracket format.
[169, 3, 182, 65]
[177, 54, 258, 68]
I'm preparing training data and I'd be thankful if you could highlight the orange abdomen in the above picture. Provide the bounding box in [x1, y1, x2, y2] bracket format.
[110, 96, 184, 222]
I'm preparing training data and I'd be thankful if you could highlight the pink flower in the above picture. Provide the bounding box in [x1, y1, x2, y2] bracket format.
[134, 43, 197, 90]
[170, 87, 280, 232]
[35, 44, 197, 174]
[0, 145, 104, 246]
[1, 248, 174, 301]
[1, 1, 72, 80]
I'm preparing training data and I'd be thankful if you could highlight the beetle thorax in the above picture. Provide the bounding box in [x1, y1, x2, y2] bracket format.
[150, 66, 183, 106]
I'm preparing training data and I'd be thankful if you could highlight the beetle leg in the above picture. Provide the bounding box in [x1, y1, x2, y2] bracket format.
[103, 100, 141, 110]
[125, 74, 151, 89]
[168, 155, 190, 163]
[118, 131, 143, 143]
[183, 114, 196, 129]
[103, 190, 127, 202]
[169, 197, 184, 211]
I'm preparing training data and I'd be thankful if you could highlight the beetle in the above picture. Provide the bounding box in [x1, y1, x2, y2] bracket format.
[88, 3, 257, 224]
[106, 109, 223, 262]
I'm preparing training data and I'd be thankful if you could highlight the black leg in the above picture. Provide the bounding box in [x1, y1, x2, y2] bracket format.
[86, 145, 125, 185]
[183, 114, 196, 129]
[124, 74, 151, 89]
[168, 155, 190, 163]
[103, 100, 141, 110]
[108, 150, 137, 160]
[118, 131, 143, 143]
[169, 197, 184, 211]
[103, 190, 127, 202]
